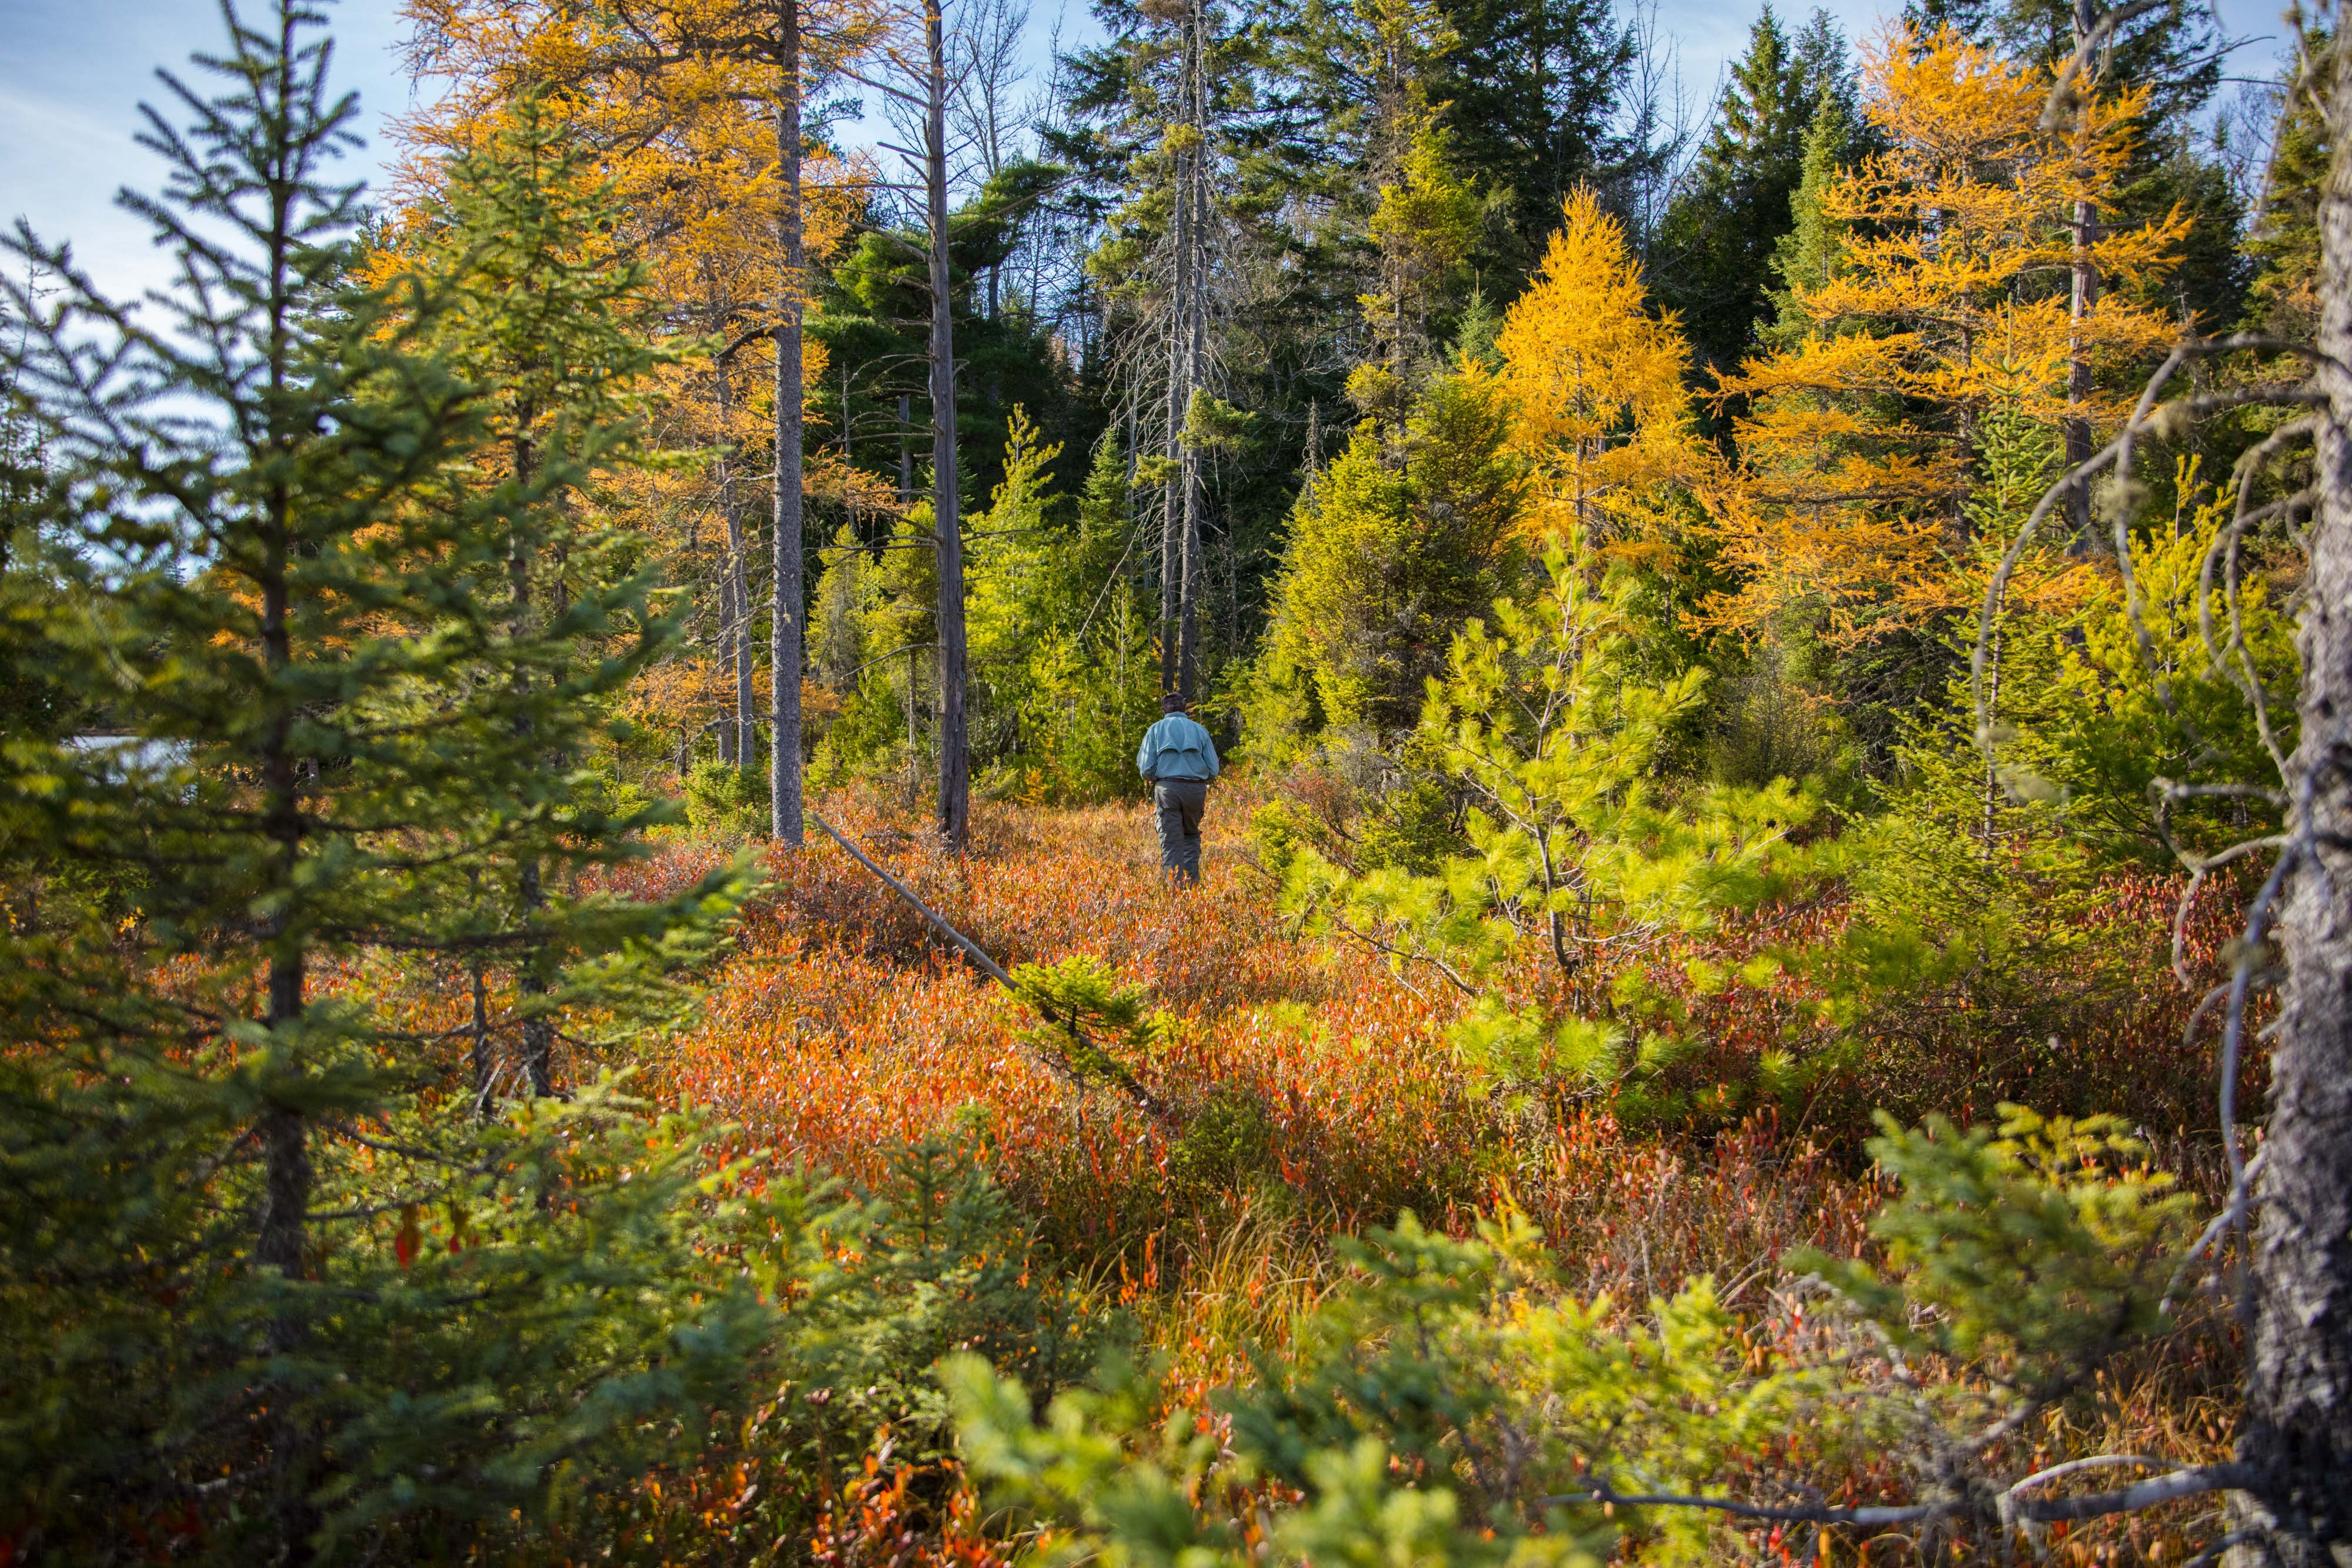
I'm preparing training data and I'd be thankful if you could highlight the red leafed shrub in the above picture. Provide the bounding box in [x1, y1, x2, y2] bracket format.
[579, 790, 2248, 1565]
[811, 1443, 1015, 1568]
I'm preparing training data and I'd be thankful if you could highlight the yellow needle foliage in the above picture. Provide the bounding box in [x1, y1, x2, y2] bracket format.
[396, 0, 871, 747]
[1491, 188, 1709, 563]
[1705, 25, 2187, 642]
[399, 0, 862, 331]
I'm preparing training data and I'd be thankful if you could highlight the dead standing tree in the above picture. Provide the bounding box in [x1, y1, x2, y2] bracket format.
[1095, 0, 1255, 710]
[846, 0, 974, 847]
[1157, 0, 1206, 705]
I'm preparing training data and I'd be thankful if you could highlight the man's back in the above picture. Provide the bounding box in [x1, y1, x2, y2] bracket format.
[1139, 708, 1218, 884]
[1137, 713, 1220, 782]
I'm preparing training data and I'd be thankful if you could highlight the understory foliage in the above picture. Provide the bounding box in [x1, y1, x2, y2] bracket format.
[817, 417, 1160, 804]
[948, 1107, 2202, 1568]
[1263, 534, 1822, 1119]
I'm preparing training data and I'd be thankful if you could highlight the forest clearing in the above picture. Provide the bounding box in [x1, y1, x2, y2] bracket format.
[528, 789, 2257, 1564]
[7, 0, 2352, 1561]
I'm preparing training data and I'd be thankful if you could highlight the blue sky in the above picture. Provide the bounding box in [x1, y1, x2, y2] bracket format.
[4, 1, 414, 299]
[1, 0, 2297, 305]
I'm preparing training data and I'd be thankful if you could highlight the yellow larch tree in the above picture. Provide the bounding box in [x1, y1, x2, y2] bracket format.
[1490, 187, 1710, 564]
[396, 0, 870, 805]
[1703, 24, 2188, 642]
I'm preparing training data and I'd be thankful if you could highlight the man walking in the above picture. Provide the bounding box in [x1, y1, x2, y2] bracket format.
[1137, 693, 1220, 885]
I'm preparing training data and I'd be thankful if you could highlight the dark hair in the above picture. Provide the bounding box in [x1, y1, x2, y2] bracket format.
[1160, 691, 1188, 714]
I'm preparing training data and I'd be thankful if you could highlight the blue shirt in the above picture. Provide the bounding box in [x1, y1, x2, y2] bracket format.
[1137, 713, 1220, 782]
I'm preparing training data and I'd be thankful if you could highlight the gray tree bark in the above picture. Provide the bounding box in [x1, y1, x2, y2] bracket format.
[1160, 74, 1191, 704]
[1178, 58, 1207, 704]
[927, 0, 970, 848]
[771, 0, 807, 847]
[2243, 6, 2352, 1553]
[716, 553, 739, 766]
[718, 359, 757, 768]
[1158, 0, 1208, 705]
[898, 390, 914, 504]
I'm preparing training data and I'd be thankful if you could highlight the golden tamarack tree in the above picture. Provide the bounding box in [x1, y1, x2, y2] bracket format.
[1489, 188, 1710, 561]
[1705, 24, 2186, 643]
[403, 0, 873, 828]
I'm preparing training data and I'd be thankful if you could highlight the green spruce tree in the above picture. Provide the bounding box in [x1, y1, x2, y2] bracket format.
[1427, 0, 1652, 290]
[1661, 7, 1855, 376]
[1251, 370, 1526, 749]
[0, 6, 781, 1554]
[1758, 78, 1859, 349]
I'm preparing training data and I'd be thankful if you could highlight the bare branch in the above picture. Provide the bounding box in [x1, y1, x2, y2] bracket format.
[2040, 0, 2170, 131]
[806, 810, 1175, 1122]
[2004, 1455, 2171, 1495]
[2010, 1464, 2250, 1523]
[1536, 1482, 1946, 1527]
[1538, 1463, 2249, 1532]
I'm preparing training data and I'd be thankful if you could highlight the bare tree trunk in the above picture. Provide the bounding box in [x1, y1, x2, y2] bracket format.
[770, 0, 807, 847]
[718, 361, 756, 768]
[927, 0, 970, 848]
[2065, 195, 2097, 544]
[2244, 12, 2352, 1550]
[1177, 50, 1207, 704]
[734, 555, 756, 763]
[1160, 0, 1197, 703]
[1160, 222, 1189, 696]
[898, 391, 914, 504]
[716, 559, 739, 765]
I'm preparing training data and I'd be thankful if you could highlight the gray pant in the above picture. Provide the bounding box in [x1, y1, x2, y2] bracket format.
[1154, 778, 1209, 883]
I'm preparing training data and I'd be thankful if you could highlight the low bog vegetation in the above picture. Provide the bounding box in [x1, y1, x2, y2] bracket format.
[569, 787, 2244, 1567]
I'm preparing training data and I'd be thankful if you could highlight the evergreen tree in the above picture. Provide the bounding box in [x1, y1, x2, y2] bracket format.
[1655, 6, 1854, 377]
[970, 418, 1161, 798]
[368, 89, 693, 1099]
[814, 506, 940, 787]
[0, 5, 774, 1552]
[1426, 0, 1653, 289]
[1269, 528, 1820, 1119]
[1758, 81, 1859, 348]
[2243, 32, 2331, 343]
[1351, 0, 1488, 420]
[1252, 370, 1526, 745]
[0, 321, 75, 749]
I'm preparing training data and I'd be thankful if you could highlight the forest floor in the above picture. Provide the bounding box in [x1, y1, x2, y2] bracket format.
[629, 788, 2246, 1563]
